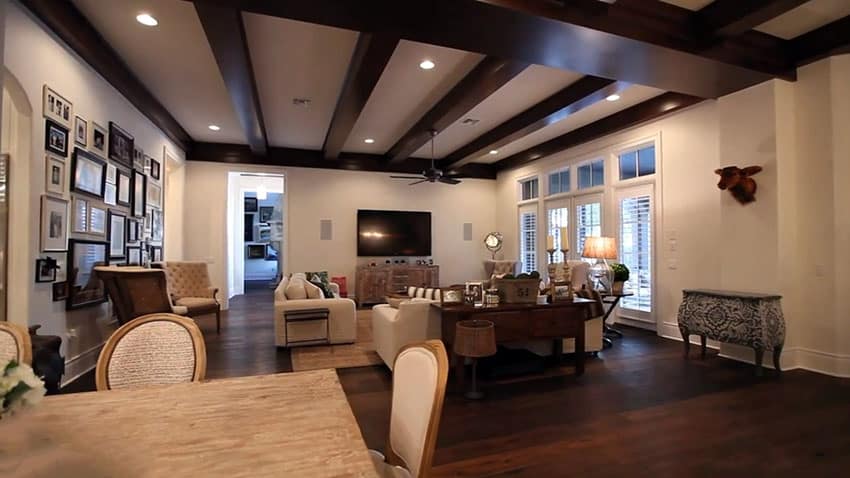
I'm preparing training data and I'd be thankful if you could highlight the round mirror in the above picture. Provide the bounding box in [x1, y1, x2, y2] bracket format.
[484, 232, 503, 257]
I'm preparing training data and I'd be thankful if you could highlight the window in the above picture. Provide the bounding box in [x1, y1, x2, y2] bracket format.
[577, 160, 604, 189]
[618, 187, 653, 313]
[619, 145, 655, 180]
[575, 196, 602, 258]
[546, 201, 569, 263]
[519, 206, 537, 273]
[548, 169, 570, 195]
[520, 177, 539, 201]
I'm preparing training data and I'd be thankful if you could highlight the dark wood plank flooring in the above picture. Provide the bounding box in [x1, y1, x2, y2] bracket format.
[63, 288, 850, 477]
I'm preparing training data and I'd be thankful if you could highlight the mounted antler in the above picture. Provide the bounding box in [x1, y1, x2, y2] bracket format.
[714, 165, 762, 205]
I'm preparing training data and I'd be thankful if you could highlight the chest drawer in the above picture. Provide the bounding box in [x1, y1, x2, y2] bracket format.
[529, 309, 581, 338]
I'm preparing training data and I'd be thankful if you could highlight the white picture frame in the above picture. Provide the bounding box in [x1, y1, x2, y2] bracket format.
[42, 85, 73, 129]
[89, 205, 107, 236]
[106, 164, 117, 184]
[40, 195, 68, 252]
[89, 121, 108, 158]
[72, 197, 88, 233]
[117, 170, 131, 206]
[147, 181, 162, 209]
[104, 183, 117, 206]
[45, 155, 66, 197]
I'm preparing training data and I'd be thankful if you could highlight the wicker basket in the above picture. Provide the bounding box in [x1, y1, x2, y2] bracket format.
[494, 278, 540, 304]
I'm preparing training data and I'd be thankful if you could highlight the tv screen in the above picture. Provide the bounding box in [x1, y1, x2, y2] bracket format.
[357, 210, 431, 257]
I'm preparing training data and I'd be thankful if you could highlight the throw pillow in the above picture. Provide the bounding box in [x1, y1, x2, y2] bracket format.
[284, 278, 308, 300]
[304, 280, 323, 299]
[305, 271, 332, 294]
[309, 279, 334, 299]
[386, 296, 405, 308]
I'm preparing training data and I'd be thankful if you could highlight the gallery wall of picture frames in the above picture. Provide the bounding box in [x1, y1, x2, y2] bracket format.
[36, 84, 166, 308]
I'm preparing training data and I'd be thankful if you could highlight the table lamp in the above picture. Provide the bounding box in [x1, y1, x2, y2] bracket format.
[453, 319, 497, 400]
[581, 236, 618, 293]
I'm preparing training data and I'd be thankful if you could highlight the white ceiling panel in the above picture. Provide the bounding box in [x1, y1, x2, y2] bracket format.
[756, 0, 850, 39]
[244, 13, 358, 149]
[472, 85, 665, 164]
[73, 0, 244, 143]
[658, 0, 714, 11]
[410, 65, 584, 159]
[342, 40, 484, 155]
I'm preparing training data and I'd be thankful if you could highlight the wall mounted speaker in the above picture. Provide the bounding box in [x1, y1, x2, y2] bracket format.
[463, 223, 472, 241]
[320, 219, 332, 240]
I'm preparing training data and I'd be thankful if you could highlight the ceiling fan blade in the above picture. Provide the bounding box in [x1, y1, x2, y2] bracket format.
[443, 173, 468, 179]
[390, 175, 425, 179]
[409, 179, 429, 186]
[438, 177, 461, 185]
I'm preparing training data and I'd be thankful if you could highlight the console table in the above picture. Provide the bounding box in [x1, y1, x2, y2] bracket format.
[677, 289, 785, 376]
[435, 299, 594, 385]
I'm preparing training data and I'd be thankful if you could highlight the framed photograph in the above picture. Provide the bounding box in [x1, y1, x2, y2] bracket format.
[244, 197, 258, 212]
[90, 121, 108, 158]
[74, 115, 87, 147]
[465, 281, 484, 306]
[126, 218, 139, 243]
[150, 245, 163, 262]
[132, 170, 147, 217]
[126, 246, 141, 266]
[43, 252, 67, 282]
[108, 121, 134, 168]
[35, 258, 58, 283]
[45, 119, 69, 157]
[52, 282, 68, 302]
[40, 195, 68, 252]
[106, 164, 117, 184]
[72, 197, 88, 233]
[150, 208, 163, 242]
[551, 280, 574, 302]
[89, 205, 107, 236]
[42, 85, 72, 129]
[104, 183, 117, 206]
[259, 206, 274, 222]
[117, 170, 131, 206]
[150, 158, 161, 180]
[45, 155, 66, 196]
[70, 148, 106, 198]
[133, 146, 144, 172]
[67, 239, 108, 310]
[147, 181, 162, 209]
[440, 286, 464, 305]
[107, 210, 126, 259]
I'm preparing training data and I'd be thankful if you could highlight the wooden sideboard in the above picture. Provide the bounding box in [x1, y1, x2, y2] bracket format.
[355, 264, 439, 305]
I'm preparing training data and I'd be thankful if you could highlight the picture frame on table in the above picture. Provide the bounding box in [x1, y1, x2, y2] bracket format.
[440, 286, 465, 305]
[40, 195, 68, 252]
[150, 158, 161, 180]
[70, 148, 106, 198]
[72, 197, 88, 233]
[42, 85, 72, 129]
[89, 205, 107, 236]
[147, 181, 162, 209]
[66, 239, 108, 310]
[244, 197, 258, 213]
[107, 210, 126, 259]
[45, 155, 66, 196]
[126, 246, 141, 266]
[117, 170, 132, 206]
[550, 280, 574, 302]
[45, 119, 69, 157]
[89, 121, 108, 158]
[108, 121, 134, 168]
[74, 115, 87, 147]
[464, 281, 484, 306]
[132, 169, 147, 217]
[35, 258, 57, 283]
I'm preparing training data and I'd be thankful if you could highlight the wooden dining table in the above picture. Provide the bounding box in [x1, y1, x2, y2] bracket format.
[3, 370, 378, 477]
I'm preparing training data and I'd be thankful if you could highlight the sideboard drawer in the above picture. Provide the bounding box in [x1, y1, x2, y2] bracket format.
[530, 309, 580, 338]
[474, 311, 528, 342]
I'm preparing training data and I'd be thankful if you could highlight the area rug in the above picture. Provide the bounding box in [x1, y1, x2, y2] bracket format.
[290, 310, 383, 371]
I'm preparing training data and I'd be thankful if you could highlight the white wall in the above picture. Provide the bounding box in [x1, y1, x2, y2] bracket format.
[184, 161, 497, 306]
[3, 2, 185, 381]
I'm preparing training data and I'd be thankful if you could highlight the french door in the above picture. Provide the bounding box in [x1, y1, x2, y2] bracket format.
[616, 184, 654, 321]
[574, 193, 603, 261]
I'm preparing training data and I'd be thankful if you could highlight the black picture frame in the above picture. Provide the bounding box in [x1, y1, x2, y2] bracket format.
[132, 169, 147, 218]
[126, 245, 141, 266]
[126, 217, 139, 243]
[66, 239, 108, 310]
[107, 210, 127, 260]
[150, 158, 161, 180]
[151, 245, 163, 262]
[108, 121, 134, 168]
[244, 197, 258, 212]
[116, 169, 132, 206]
[259, 206, 274, 222]
[52, 281, 68, 301]
[35, 258, 57, 283]
[45, 119, 69, 157]
[70, 148, 107, 198]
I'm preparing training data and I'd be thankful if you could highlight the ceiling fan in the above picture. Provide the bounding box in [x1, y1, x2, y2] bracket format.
[390, 130, 465, 186]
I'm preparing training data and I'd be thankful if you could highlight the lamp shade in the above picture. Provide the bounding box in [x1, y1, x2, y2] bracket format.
[454, 320, 497, 358]
[582, 236, 618, 260]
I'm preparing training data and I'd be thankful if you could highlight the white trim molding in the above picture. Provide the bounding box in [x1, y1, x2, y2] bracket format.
[62, 343, 103, 387]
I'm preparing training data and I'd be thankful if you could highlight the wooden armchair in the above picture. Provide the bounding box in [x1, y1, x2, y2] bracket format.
[156, 262, 222, 333]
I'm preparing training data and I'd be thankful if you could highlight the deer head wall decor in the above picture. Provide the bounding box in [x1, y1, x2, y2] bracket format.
[714, 165, 762, 205]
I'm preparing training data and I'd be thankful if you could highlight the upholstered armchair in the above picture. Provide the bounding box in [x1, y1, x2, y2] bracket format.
[372, 298, 442, 370]
[157, 262, 222, 333]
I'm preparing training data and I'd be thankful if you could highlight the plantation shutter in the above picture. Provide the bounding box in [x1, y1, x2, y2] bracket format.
[619, 192, 653, 312]
[519, 205, 537, 274]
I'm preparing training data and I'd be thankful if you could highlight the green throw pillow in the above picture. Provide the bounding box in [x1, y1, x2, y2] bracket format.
[305, 271, 332, 296]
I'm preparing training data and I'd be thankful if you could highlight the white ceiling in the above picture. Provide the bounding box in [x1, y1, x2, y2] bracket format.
[756, 0, 850, 39]
[244, 13, 358, 150]
[411, 65, 584, 159]
[341, 40, 483, 155]
[472, 85, 665, 164]
[73, 0, 245, 144]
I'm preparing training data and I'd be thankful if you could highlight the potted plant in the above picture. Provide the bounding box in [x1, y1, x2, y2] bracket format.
[611, 263, 630, 294]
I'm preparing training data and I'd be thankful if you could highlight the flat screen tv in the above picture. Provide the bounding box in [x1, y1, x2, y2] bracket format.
[357, 210, 431, 257]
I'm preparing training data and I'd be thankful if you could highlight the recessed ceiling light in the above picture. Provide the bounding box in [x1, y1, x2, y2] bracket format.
[419, 59, 435, 70]
[489, 150, 499, 155]
[606, 94, 621, 102]
[136, 13, 158, 27]
[364, 138, 375, 144]
[208, 124, 221, 131]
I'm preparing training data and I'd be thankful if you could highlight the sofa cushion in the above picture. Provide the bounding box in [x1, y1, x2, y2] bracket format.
[285, 278, 308, 300]
[407, 286, 417, 298]
[304, 280, 323, 299]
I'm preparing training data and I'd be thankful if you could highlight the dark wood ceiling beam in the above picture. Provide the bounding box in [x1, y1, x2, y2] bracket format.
[440, 76, 623, 168]
[791, 15, 850, 66]
[194, 2, 268, 155]
[494, 92, 704, 172]
[187, 0, 790, 98]
[188, 142, 497, 179]
[697, 0, 810, 39]
[386, 57, 528, 164]
[19, 0, 193, 151]
[323, 32, 399, 159]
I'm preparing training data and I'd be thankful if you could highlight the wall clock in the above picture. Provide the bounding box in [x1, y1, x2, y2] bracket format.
[484, 232, 503, 259]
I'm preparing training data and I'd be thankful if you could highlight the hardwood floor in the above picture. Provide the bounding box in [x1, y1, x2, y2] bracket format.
[63, 288, 850, 477]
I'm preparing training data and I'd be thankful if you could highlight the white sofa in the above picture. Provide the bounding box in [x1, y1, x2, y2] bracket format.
[273, 276, 357, 347]
[372, 298, 441, 370]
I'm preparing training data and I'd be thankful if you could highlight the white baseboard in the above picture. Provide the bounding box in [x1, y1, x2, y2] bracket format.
[787, 347, 850, 378]
[62, 343, 103, 387]
[615, 315, 656, 332]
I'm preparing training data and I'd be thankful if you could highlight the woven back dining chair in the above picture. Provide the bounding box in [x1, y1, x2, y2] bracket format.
[369, 340, 448, 478]
[0, 322, 31, 365]
[95, 313, 206, 391]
